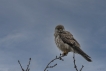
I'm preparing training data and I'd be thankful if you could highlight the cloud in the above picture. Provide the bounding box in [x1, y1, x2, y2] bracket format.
[0, 32, 27, 48]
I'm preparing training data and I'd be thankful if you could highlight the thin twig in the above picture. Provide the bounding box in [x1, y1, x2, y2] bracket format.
[73, 50, 78, 71]
[44, 53, 65, 71]
[18, 58, 31, 71]
[80, 65, 84, 71]
[18, 60, 24, 71]
[72, 42, 84, 71]
[26, 58, 31, 71]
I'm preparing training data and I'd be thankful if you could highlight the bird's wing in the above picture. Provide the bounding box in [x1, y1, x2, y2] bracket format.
[60, 31, 80, 47]
[60, 31, 91, 58]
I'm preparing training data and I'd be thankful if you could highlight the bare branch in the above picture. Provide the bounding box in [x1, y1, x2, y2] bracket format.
[18, 58, 31, 71]
[73, 51, 78, 71]
[26, 58, 31, 71]
[18, 60, 24, 71]
[72, 42, 84, 71]
[73, 50, 84, 71]
[44, 53, 65, 71]
[80, 65, 84, 71]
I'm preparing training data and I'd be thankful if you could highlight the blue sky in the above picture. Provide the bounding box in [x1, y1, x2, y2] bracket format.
[0, 0, 106, 71]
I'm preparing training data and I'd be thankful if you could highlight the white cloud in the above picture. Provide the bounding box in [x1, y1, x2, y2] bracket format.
[0, 32, 27, 48]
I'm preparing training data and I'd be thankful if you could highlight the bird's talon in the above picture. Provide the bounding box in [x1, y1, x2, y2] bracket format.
[62, 53, 67, 56]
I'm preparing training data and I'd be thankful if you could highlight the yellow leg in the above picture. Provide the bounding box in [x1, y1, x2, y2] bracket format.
[63, 50, 68, 56]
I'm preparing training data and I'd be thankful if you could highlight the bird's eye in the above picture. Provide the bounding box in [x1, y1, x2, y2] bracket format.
[57, 28, 60, 30]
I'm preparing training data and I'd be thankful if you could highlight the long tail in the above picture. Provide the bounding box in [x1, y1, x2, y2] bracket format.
[72, 46, 92, 62]
[65, 41, 92, 62]
[80, 52, 92, 62]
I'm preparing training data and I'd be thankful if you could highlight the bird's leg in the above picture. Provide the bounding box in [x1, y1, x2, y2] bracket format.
[62, 50, 68, 56]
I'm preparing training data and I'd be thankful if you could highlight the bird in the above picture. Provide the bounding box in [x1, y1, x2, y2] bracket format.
[54, 25, 92, 62]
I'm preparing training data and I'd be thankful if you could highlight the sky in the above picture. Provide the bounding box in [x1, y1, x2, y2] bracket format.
[0, 0, 106, 71]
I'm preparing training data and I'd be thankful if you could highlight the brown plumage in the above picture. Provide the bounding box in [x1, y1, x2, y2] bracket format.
[54, 25, 92, 62]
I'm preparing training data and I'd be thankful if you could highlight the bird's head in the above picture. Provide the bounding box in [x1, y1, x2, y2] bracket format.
[55, 25, 65, 33]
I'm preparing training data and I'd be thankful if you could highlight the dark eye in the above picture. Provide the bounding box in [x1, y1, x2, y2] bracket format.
[58, 28, 61, 30]
[57, 28, 60, 30]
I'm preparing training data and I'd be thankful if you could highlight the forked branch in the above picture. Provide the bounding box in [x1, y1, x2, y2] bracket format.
[73, 50, 84, 71]
[18, 58, 31, 71]
[44, 53, 65, 71]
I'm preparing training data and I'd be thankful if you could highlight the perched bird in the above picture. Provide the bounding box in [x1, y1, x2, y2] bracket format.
[54, 25, 92, 62]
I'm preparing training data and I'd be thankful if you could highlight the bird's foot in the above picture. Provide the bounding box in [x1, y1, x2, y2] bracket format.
[62, 52, 68, 56]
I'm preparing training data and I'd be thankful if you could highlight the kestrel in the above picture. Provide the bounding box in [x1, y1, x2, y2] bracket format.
[54, 25, 92, 62]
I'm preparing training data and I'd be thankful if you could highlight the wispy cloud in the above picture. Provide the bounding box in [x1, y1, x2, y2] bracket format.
[0, 32, 27, 48]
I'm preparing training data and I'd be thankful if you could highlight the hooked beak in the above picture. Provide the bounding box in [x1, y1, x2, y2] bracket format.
[59, 29, 63, 33]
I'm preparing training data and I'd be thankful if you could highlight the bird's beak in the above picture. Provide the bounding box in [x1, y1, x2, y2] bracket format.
[59, 29, 63, 33]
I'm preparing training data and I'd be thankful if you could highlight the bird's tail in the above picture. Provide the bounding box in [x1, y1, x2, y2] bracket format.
[73, 46, 92, 62]
[80, 53, 92, 62]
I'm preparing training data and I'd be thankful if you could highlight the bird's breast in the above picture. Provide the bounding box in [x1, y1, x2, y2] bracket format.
[55, 35, 71, 52]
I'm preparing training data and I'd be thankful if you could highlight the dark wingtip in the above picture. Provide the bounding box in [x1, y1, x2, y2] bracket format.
[81, 55, 92, 62]
[85, 57, 92, 62]
[87, 59, 92, 62]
